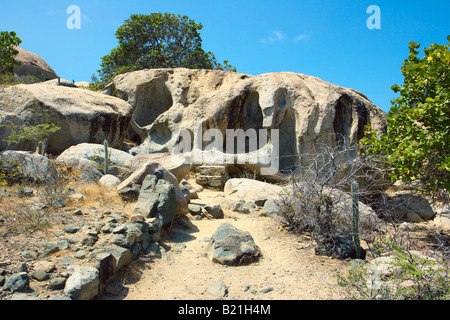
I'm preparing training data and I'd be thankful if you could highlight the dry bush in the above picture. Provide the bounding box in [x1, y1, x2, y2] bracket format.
[277, 137, 392, 258]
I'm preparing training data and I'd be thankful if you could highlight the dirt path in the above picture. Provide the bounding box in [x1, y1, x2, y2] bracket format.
[104, 187, 350, 300]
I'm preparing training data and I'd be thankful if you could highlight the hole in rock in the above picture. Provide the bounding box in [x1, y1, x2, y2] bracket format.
[224, 91, 264, 154]
[133, 79, 173, 128]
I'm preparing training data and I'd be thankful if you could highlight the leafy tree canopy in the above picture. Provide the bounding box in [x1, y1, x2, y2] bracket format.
[361, 35, 450, 196]
[95, 13, 236, 88]
[0, 31, 22, 74]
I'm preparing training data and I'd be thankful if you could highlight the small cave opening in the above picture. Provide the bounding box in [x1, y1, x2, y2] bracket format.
[333, 94, 369, 146]
[133, 79, 173, 128]
[333, 94, 353, 147]
[224, 91, 264, 154]
[278, 108, 297, 173]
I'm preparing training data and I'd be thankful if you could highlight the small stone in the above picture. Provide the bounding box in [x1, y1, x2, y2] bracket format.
[56, 239, 71, 250]
[10, 293, 41, 300]
[63, 225, 80, 234]
[204, 204, 224, 219]
[48, 277, 67, 290]
[188, 204, 203, 216]
[207, 282, 228, 298]
[260, 287, 274, 294]
[101, 225, 112, 233]
[254, 199, 267, 207]
[49, 294, 71, 300]
[107, 217, 118, 224]
[74, 209, 83, 216]
[112, 224, 127, 234]
[30, 269, 50, 281]
[130, 215, 145, 222]
[110, 234, 130, 248]
[21, 249, 39, 260]
[75, 250, 86, 259]
[42, 241, 59, 254]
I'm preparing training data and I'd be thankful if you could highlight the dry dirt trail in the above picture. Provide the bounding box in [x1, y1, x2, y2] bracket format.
[103, 185, 349, 301]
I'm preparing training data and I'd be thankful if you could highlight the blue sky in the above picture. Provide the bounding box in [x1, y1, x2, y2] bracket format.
[1, 0, 449, 113]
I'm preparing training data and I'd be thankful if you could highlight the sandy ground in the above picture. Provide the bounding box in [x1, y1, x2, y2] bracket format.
[102, 187, 349, 300]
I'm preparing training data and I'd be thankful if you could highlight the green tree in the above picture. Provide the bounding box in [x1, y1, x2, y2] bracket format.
[361, 36, 450, 196]
[0, 31, 22, 74]
[94, 13, 236, 88]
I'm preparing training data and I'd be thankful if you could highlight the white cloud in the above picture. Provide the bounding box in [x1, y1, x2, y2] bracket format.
[293, 34, 311, 42]
[261, 30, 286, 44]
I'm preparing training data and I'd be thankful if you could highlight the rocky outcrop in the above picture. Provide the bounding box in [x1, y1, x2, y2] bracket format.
[118, 162, 189, 221]
[13, 46, 58, 81]
[0, 83, 133, 154]
[104, 68, 387, 177]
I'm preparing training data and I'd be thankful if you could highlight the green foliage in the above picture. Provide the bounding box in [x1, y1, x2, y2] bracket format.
[338, 241, 450, 300]
[94, 13, 236, 88]
[360, 36, 450, 196]
[0, 31, 22, 74]
[2, 122, 60, 150]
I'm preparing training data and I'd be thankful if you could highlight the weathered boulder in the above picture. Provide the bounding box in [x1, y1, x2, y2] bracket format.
[57, 143, 133, 168]
[134, 174, 180, 228]
[208, 223, 261, 266]
[104, 68, 387, 179]
[117, 161, 189, 219]
[13, 46, 58, 81]
[0, 82, 133, 154]
[224, 178, 285, 201]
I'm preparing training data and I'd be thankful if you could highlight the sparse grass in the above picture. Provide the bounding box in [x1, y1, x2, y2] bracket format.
[76, 182, 124, 208]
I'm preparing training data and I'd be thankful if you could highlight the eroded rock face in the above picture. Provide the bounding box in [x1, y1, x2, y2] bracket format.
[0, 83, 133, 154]
[104, 68, 387, 176]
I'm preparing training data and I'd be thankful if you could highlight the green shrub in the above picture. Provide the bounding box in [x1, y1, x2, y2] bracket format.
[360, 36, 450, 198]
[0, 31, 21, 74]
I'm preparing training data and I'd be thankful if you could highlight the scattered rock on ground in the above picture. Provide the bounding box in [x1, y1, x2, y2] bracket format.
[208, 222, 261, 266]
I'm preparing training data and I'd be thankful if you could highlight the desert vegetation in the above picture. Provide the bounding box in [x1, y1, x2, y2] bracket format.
[0, 25, 448, 300]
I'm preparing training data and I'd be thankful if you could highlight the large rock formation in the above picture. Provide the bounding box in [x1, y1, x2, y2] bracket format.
[104, 68, 387, 176]
[13, 46, 58, 81]
[0, 82, 133, 154]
